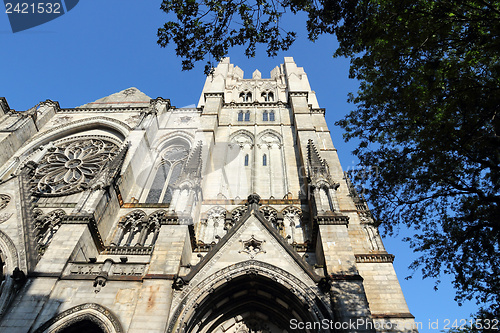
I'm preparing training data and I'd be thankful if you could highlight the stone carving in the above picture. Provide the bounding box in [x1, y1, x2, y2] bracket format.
[258, 131, 281, 148]
[230, 131, 254, 148]
[110, 210, 161, 248]
[0, 195, 12, 224]
[34, 303, 123, 333]
[122, 88, 136, 96]
[259, 206, 278, 226]
[231, 206, 247, 224]
[0, 213, 13, 224]
[176, 116, 192, 124]
[34, 209, 66, 256]
[32, 137, 120, 196]
[0, 194, 11, 210]
[124, 114, 142, 126]
[282, 206, 304, 243]
[239, 235, 266, 259]
[169, 260, 330, 333]
[200, 206, 227, 244]
[51, 115, 72, 126]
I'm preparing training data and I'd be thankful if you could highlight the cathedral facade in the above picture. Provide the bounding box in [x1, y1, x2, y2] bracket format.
[0, 58, 416, 332]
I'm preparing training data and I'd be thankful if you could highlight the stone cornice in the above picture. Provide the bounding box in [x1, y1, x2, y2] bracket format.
[315, 214, 349, 225]
[329, 274, 364, 281]
[355, 253, 395, 263]
[59, 106, 147, 113]
[371, 313, 415, 319]
[202, 198, 304, 205]
[61, 214, 104, 251]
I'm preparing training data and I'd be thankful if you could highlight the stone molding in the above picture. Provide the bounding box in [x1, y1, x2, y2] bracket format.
[315, 215, 349, 225]
[329, 274, 364, 281]
[372, 313, 415, 319]
[202, 198, 302, 205]
[17, 116, 131, 153]
[355, 253, 395, 263]
[64, 262, 147, 279]
[101, 246, 153, 255]
[59, 106, 147, 113]
[169, 260, 332, 333]
[34, 303, 123, 333]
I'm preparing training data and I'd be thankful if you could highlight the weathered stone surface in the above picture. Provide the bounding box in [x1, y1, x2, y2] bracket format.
[0, 58, 416, 333]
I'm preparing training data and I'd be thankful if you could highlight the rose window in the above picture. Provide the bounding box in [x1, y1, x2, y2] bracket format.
[32, 137, 120, 195]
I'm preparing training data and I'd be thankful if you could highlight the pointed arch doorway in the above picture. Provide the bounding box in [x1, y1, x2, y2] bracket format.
[178, 273, 328, 333]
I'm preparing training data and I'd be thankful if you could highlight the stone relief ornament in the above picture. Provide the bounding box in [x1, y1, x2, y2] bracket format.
[239, 235, 265, 259]
[122, 88, 136, 96]
[32, 137, 120, 196]
[0, 213, 13, 224]
[0, 194, 11, 210]
[259, 206, 278, 225]
[51, 115, 72, 126]
[231, 206, 247, 224]
[124, 114, 142, 126]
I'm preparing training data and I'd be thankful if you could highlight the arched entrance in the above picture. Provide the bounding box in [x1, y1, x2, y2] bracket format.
[170, 261, 332, 333]
[58, 319, 104, 333]
[184, 274, 317, 332]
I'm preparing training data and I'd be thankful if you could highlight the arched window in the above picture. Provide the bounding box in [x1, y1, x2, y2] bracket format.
[261, 92, 268, 101]
[244, 111, 250, 122]
[263, 154, 267, 166]
[237, 111, 243, 121]
[146, 145, 189, 203]
[268, 92, 274, 101]
[239, 92, 245, 102]
[246, 92, 252, 102]
[269, 110, 275, 121]
[263, 111, 268, 121]
[244, 154, 249, 166]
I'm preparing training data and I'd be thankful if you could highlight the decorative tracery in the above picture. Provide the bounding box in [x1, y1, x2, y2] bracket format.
[146, 145, 189, 204]
[33, 209, 66, 257]
[198, 206, 228, 244]
[31, 137, 120, 196]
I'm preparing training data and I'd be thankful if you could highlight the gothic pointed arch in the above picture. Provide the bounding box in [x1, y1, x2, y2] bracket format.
[256, 129, 282, 147]
[15, 116, 130, 163]
[34, 303, 123, 333]
[198, 206, 228, 245]
[259, 206, 279, 229]
[229, 129, 254, 147]
[110, 210, 147, 247]
[168, 260, 333, 333]
[144, 137, 191, 204]
[0, 230, 23, 319]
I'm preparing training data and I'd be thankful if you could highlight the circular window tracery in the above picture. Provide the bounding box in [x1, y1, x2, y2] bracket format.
[32, 137, 120, 196]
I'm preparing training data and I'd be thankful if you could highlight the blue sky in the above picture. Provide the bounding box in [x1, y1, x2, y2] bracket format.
[1, 1, 478, 330]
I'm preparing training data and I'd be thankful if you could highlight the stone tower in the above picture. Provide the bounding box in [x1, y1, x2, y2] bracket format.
[0, 58, 416, 332]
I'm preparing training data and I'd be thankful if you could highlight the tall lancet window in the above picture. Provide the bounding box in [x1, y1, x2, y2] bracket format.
[269, 110, 275, 121]
[263, 154, 267, 166]
[146, 145, 189, 203]
[244, 154, 249, 166]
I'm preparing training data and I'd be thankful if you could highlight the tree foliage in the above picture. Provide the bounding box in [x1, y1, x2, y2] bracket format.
[158, 0, 500, 317]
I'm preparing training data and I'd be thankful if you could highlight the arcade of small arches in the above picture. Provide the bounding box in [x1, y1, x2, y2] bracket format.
[196, 205, 309, 249]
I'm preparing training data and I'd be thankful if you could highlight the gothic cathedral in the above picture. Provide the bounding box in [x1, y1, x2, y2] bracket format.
[0, 58, 416, 332]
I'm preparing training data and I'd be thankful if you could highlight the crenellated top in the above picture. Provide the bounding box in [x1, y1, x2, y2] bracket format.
[197, 57, 320, 109]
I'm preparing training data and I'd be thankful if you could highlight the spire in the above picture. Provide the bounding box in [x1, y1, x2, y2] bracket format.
[182, 141, 203, 179]
[307, 140, 330, 180]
